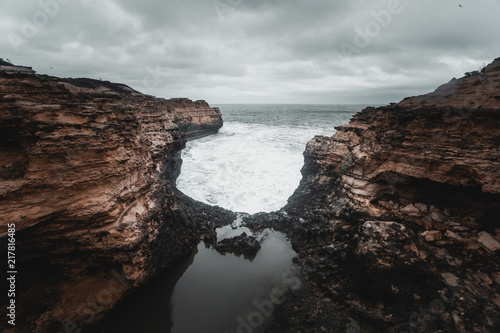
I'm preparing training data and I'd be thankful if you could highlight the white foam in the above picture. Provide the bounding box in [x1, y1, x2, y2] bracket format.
[216, 214, 252, 241]
[176, 121, 330, 214]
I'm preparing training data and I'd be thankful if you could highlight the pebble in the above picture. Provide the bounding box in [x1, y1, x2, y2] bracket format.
[491, 272, 500, 286]
[477, 232, 500, 252]
[445, 230, 466, 243]
[441, 272, 460, 287]
[422, 230, 442, 242]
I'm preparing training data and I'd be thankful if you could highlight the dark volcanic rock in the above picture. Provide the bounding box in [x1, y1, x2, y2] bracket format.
[174, 189, 237, 246]
[215, 232, 261, 260]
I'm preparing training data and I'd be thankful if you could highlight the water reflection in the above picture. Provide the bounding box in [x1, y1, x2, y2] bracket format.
[93, 230, 301, 333]
[93, 247, 198, 333]
[172, 231, 300, 333]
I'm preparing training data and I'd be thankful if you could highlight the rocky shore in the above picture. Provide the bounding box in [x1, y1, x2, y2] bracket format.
[0, 64, 230, 332]
[1, 57, 499, 333]
[245, 58, 500, 332]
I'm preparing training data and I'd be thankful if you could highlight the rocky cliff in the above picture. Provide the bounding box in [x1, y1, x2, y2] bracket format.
[0, 65, 230, 332]
[2, 57, 500, 332]
[247, 59, 500, 332]
[292, 58, 500, 240]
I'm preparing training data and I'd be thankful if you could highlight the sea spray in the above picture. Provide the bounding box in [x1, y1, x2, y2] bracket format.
[177, 104, 366, 213]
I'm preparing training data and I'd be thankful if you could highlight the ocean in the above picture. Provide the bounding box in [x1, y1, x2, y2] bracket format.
[177, 104, 370, 214]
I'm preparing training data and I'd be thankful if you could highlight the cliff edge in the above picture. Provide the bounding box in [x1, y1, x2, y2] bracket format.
[292, 59, 500, 225]
[0, 64, 229, 332]
[248, 58, 500, 332]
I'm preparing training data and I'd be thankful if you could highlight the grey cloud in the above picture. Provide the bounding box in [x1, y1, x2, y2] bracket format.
[1, 0, 499, 104]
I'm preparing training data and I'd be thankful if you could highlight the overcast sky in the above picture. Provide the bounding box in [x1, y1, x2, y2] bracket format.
[1, 0, 499, 104]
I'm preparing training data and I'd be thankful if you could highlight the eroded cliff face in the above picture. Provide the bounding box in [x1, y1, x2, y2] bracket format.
[0, 65, 229, 332]
[293, 58, 500, 237]
[266, 59, 500, 332]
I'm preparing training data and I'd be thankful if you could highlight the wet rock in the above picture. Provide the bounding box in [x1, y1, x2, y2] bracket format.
[441, 272, 460, 287]
[475, 271, 493, 285]
[492, 272, 500, 286]
[492, 295, 500, 307]
[421, 230, 443, 242]
[430, 211, 445, 223]
[401, 204, 421, 217]
[215, 232, 261, 259]
[445, 230, 466, 243]
[477, 232, 500, 252]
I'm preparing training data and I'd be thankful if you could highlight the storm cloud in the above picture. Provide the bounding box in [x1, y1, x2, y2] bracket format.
[1, 0, 499, 104]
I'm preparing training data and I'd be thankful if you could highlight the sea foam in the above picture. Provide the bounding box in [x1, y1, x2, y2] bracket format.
[177, 121, 328, 213]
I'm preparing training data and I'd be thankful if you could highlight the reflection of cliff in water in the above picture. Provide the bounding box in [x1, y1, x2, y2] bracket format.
[92, 230, 302, 333]
[91, 245, 198, 333]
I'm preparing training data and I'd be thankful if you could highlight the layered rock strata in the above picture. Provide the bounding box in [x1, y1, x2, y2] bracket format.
[2, 56, 500, 333]
[291, 59, 500, 228]
[0, 65, 227, 332]
[248, 59, 500, 332]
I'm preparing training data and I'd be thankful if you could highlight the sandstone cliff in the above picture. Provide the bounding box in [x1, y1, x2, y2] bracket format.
[0, 65, 228, 332]
[247, 59, 500, 332]
[293, 58, 500, 238]
[2, 56, 500, 332]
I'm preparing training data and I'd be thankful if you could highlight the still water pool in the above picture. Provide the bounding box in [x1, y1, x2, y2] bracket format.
[96, 224, 302, 333]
